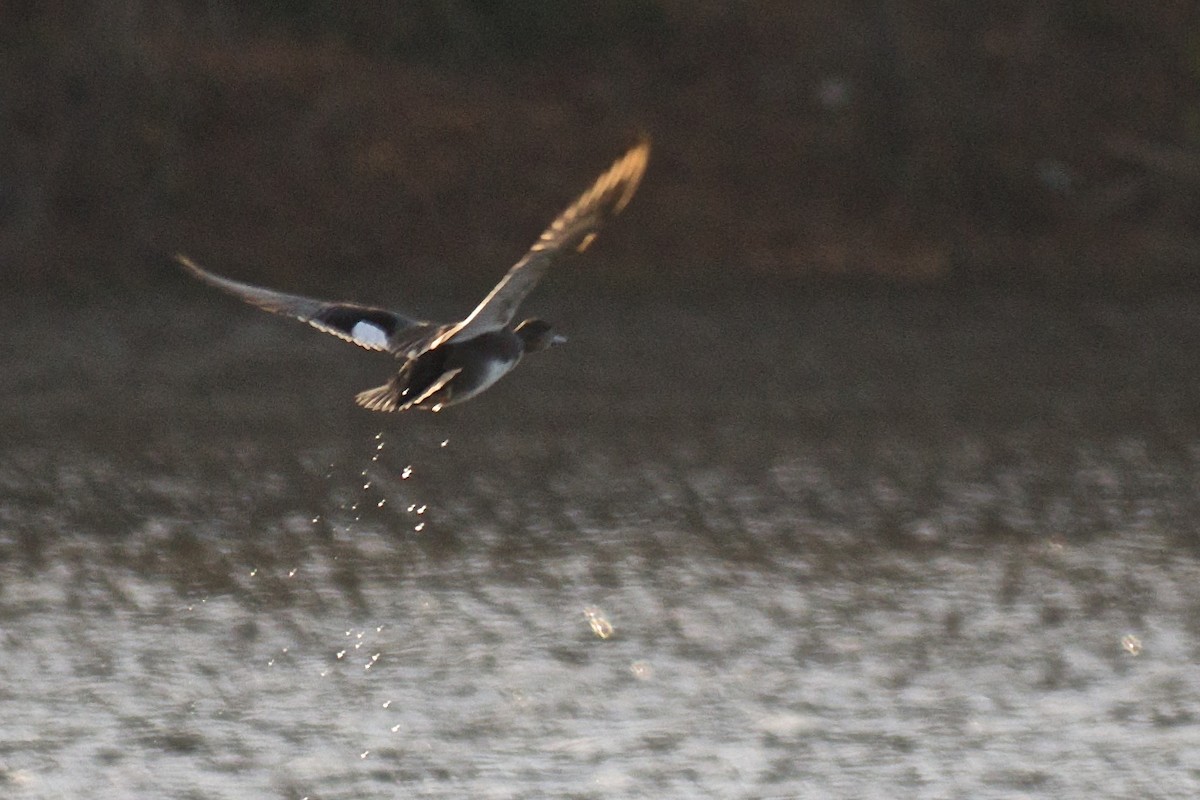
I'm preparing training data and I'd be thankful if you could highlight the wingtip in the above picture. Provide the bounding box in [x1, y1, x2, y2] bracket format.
[612, 136, 651, 214]
[624, 136, 651, 169]
[174, 252, 203, 275]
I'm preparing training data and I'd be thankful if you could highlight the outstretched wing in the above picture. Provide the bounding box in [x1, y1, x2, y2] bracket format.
[431, 138, 650, 349]
[175, 254, 434, 352]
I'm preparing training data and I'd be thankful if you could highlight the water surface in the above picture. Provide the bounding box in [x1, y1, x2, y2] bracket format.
[3, 282, 1200, 798]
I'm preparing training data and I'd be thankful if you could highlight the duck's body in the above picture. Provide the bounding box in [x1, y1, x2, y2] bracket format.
[357, 321, 561, 412]
[177, 139, 648, 413]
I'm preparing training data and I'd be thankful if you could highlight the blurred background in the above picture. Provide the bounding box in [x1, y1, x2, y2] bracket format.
[4, 0, 1200, 294]
[5, 4, 1200, 799]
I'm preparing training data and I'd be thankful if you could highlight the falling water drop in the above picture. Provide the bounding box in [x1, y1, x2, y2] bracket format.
[583, 607, 615, 639]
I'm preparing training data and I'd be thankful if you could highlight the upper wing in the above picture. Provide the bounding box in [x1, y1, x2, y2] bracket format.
[175, 254, 433, 352]
[432, 138, 650, 349]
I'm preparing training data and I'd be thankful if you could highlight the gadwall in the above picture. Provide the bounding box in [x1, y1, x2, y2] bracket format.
[177, 139, 649, 412]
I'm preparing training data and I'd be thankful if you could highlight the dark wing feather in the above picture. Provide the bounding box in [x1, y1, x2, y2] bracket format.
[175, 254, 433, 352]
[431, 138, 650, 349]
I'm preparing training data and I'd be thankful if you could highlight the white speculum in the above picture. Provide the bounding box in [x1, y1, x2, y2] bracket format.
[351, 321, 389, 348]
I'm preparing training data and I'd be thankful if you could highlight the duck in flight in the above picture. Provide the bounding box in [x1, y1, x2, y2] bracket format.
[177, 139, 649, 413]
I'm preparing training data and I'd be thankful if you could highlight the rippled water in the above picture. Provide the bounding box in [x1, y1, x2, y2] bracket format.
[3, 282, 1200, 798]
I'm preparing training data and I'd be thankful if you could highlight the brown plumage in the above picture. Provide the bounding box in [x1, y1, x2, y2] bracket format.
[177, 139, 649, 412]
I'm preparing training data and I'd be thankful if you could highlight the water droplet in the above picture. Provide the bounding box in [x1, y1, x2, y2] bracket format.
[583, 607, 614, 639]
[402, 466, 413, 479]
[440, 439, 450, 448]
[630, 661, 654, 680]
[336, 650, 346, 659]
[416, 505, 427, 515]
[377, 499, 387, 508]
[414, 522, 425, 532]
[1122, 634, 1143, 656]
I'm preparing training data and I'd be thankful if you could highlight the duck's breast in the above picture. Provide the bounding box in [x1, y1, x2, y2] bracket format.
[445, 332, 523, 403]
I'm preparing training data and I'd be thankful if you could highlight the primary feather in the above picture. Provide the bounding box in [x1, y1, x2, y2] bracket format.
[429, 138, 650, 350]
[175, 254, 433, 352]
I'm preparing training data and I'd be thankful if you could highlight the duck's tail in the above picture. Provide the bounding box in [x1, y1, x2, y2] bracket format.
[355, 367, 462, 413]
[355, 380, 404, 413]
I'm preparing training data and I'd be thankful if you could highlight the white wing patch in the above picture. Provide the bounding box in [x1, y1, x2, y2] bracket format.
[351, 321, 390, 349]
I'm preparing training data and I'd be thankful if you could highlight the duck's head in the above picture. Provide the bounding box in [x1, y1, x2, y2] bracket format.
[515, 318, 567, 352]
